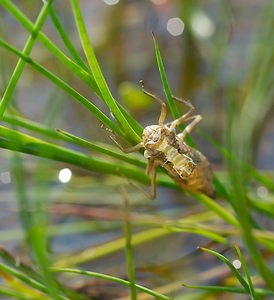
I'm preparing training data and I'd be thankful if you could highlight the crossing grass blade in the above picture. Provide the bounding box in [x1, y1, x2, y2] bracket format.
[200, 247, 250, 292]
[0, 0, 53, 119]
[0, 38, 122, 136]
[48, 5, 89, 72]
[165, 223, 227, 244]
[152, 33, 196, 148]
[0, 126, 175, 190]
[122, 191, 137, 300]
[0, 1, 143, 137]
[3, 112, 145, 168]
[0, 0, 100, 93]
[182, 284, 274, 297]
[235, 244, 259, 300]
[70, 0, 141, 143]
[56, 129, 146, 168]
[194, 194, 238, 226]
[152, 32, 180, 120]
[0, 263, 48, 296]
[51, 267, 171, 300]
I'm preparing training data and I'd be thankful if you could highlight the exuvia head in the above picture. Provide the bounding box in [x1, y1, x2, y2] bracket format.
[142, 125, 164, 146]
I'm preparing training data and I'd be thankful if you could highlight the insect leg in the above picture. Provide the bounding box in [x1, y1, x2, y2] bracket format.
[102, 124, 144, 153]
[110, 135, 144, 153]
[177, 114, 202, 141]
[146, 158, 157, 200]
[169, 96, 195, 131]
[140, 80, 167, 126]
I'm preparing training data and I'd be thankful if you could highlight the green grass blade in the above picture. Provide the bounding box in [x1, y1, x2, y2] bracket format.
[152, 33, 180, 119]
[0, 38, 122, 135]
[152, 33, 195, 147]
[194, 194, 238, 226]
[225, 2, 274, 290]
[51, 268, 170, 300]
[165, 223, 227, 244]
[11, 153, 32, 236]
[0, 247, 45, 285]
[70, 0, 140, 142]
[2, 113, 145, 168]
[251, 199, 274, 218]
[201, 128, 274, 192]
[0, 0, 53, 119]
[0, 126, 158, 187]
[0, 263, 48, 295]
[56, 129, 146, 168]
[0, 263, 69, 300]
[122, 193, 137, 300]
[235, 244, 259, 300]
[1, 0, 143, 137]
[48, 5, 89, 72]
[200, 248, 250, 292]
[1, 1, 143, 137]
[0, 0, 100, 94]
[3, 114, 62, 139]
[0, 286, 46, 300]
[53, 227, 171, 267]
[182, 284, 274, 297]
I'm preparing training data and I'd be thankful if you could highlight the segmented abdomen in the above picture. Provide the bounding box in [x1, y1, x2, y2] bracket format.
[155, 139, 196, 178]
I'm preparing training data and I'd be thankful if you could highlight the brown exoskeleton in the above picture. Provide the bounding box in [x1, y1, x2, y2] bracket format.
[114, 81, 214, 199]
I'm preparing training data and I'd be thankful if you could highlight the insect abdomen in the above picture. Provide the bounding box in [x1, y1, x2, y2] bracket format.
[156, 139, 195, 178]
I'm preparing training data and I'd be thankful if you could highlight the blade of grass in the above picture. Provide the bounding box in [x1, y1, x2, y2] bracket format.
[0, 126, 175, 189]
[0, 0, 99, 93]
[0, 263, 69, 300]
[182, 284, 274, 297]
[194, 194, 238, 226]
[152, 33, 195, 147]
[235, 244, 259, 300]
[2, 113, 146, 168]
[152, 33, 180, 119]
[31, 162, 64, 300]
[0, 0, 53, 119]
[200, 247, 250, 292]
[225, 2, 274, 290]
[200, 127, 274, 191]
[164, 223, 228, 244]
[53, 227, 171, 267]
[56, 128, 146, 168]
[0, 285, 47, 300]
[1, 0, 143, 136]
[70, 0, 140, 143]
[11, 153, 32, 238]
[0, 38, 122, 136]
[0, 263, 48, 296]
[153, 34, 225, 202]
[121, 189, 137, 300]
[0, 247, 43, 284]
[51, 268, 170, 300]
[48, 5, 89, 72]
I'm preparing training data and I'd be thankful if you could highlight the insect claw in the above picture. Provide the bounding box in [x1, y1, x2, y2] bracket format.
[139, 79, 145, 89]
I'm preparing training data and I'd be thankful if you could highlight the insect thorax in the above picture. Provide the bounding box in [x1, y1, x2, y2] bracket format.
[142, 125, 198, 178]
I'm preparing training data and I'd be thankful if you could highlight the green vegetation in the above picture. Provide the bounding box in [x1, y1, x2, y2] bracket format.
[0, 1, 273, 299]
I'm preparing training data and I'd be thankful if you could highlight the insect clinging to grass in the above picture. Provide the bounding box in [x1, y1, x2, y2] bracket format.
[112, 81, 214, 199]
